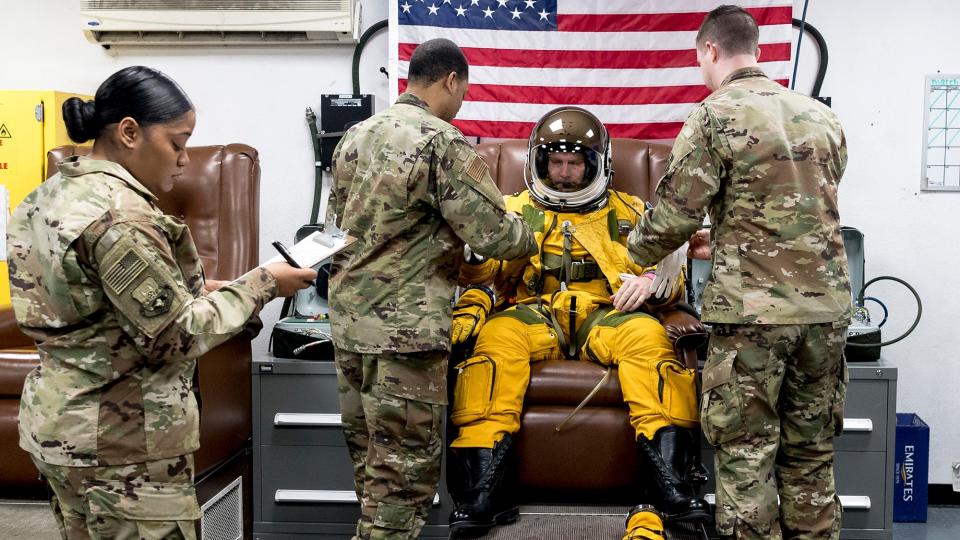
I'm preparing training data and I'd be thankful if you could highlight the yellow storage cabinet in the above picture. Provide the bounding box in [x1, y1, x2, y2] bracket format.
[0, 90, 91, 305]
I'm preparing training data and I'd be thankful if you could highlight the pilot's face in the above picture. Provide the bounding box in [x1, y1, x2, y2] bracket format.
[547, 151, 586, 192]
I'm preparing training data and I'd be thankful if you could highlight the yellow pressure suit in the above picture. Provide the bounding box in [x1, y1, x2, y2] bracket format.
[450, 189, 699, 450]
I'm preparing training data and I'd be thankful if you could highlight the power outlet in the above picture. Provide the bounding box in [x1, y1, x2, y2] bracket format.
[953, 462, 960, 492]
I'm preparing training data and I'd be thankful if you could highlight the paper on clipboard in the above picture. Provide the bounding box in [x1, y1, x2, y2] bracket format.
[262, 230, 356, 269]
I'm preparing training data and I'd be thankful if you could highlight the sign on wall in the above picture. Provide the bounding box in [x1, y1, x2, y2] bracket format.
[922, 74, 960, 191]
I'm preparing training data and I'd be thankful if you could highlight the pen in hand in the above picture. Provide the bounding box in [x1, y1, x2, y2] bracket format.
[272, 241, 302, 268]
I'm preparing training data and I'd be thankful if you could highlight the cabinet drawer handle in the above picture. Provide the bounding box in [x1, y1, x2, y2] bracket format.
[839, 495, 871, 510]
[275, 489, 440, 505]
[274, 413, 342, 426]
[705, 494, 870, 511]
[843, 418, 873, 433]
[276, 490, 356, 503]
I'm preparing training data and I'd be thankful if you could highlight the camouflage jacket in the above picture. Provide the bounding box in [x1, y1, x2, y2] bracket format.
[628, 67, 852, 324]
[327, 93, 536, 354]
[7, 157, 278, 466]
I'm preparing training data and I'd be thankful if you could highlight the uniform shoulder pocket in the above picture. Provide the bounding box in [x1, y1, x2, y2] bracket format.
[442, 138, 505, 208]
[99, 235, 189, 338]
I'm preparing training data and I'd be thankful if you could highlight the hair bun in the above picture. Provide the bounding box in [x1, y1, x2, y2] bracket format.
[62, 97, 100, 143]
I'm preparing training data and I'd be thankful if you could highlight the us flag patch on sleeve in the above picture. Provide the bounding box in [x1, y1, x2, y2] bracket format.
[465, 155, 488, 184]
[103, 250, 148, 294]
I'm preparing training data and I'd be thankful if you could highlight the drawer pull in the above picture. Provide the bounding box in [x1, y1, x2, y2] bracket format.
[275, 489, 440, 505]
[705, 494, 870, 511]
[839, 495, 871, 510]
[274, 413, 342, 426]
[276, 490, 356, 503]
[843, 418, 873, 433]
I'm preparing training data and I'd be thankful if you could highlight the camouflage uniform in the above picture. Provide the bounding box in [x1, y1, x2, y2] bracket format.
[327, 92, 536, 539]
[627, 67, 851, 539]
[6, 156, 278, 538]
[32, 454, 199, 540]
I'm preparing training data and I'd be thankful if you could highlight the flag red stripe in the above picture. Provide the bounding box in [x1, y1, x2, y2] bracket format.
[398, 79, 790, 104]
[399, 42, 791, 70]
[557, 7, 792, 32]
[468, 83, 711, 105]
[453, 119, 687, 139]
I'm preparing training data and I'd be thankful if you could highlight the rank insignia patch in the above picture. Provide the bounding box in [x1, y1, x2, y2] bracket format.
[132, 277, 174, 317]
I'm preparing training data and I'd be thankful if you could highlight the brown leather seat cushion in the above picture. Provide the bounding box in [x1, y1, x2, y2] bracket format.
[525, 361, 625, 407]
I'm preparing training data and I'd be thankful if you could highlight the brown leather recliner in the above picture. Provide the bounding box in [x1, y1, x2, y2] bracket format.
[472, 138, 706, 500]
[0, 144, 261, 501]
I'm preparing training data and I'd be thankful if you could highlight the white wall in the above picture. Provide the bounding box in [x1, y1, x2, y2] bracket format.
[791, 0, 960, 484]
[3, 1, 957, 484]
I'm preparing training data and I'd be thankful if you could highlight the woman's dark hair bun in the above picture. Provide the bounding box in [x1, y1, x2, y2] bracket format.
[60, 66, 193, 145]
[62, 97, 100, 143]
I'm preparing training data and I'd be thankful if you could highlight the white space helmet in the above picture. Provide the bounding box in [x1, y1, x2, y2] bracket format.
[524, 106, 611, 212]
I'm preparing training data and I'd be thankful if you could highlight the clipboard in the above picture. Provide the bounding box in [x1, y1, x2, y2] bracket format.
[262, 229, 356, 269]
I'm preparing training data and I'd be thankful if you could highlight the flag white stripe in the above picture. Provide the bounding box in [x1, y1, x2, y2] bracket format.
[456, 101, 698, 124]
[398, 24, 792, 52]
[556, 0, 792, 15]
[398, 60, 792, 87]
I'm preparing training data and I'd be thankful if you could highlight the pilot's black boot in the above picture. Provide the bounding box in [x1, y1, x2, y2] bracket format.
[449, 434, 519, 538]
[638, 426, 711, 523]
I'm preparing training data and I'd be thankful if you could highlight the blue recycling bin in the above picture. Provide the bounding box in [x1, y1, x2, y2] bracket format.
[893, 413, 929, 522]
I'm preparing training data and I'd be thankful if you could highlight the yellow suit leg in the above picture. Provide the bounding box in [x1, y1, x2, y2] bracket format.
[584, 313, 699, 440]
[450, 312, 560, 448]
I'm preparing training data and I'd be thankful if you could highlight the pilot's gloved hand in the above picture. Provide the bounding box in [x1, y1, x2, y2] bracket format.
[451, 285, 495, 345]
[649, 243, 687, 299]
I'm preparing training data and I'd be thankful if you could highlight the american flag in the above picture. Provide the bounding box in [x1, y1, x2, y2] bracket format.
[389, 0, 794, 139]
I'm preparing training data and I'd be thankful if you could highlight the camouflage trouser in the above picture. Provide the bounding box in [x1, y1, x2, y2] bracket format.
[31, 454, 200, 540]
[335, 348, 447, 540]
[701, 322, 848, 540]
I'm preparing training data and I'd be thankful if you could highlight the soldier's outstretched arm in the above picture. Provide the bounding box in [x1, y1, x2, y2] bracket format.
[92, 221, 279, 361]
[628, 106, 723, 266]
[437, 138, 537, 261]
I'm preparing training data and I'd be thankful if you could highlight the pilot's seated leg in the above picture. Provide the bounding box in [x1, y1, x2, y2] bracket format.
[448, 310, 558, 537]
[584, 311, 711, 525]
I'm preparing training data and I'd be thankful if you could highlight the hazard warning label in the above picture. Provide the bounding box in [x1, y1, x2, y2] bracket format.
[0, 124, 11, 138]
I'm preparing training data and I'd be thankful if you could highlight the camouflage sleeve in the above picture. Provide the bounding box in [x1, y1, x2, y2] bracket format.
[93, 221, 278, 360]
[836, 128, 848, 182]
[436, 137, 537, 261]
[628, 106, 721, 266]
[326, 136, 351, 228]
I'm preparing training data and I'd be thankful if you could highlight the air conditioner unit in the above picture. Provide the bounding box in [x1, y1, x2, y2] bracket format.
[81, 1, 360, 46]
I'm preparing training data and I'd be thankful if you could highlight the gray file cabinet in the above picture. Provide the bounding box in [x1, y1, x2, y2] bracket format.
[252, 356, 452, 539]
[701, 363, 897, 539]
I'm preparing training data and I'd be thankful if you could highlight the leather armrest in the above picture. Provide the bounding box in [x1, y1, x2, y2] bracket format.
[654, 304, 707, 369]
[0, 307, 34, 349]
